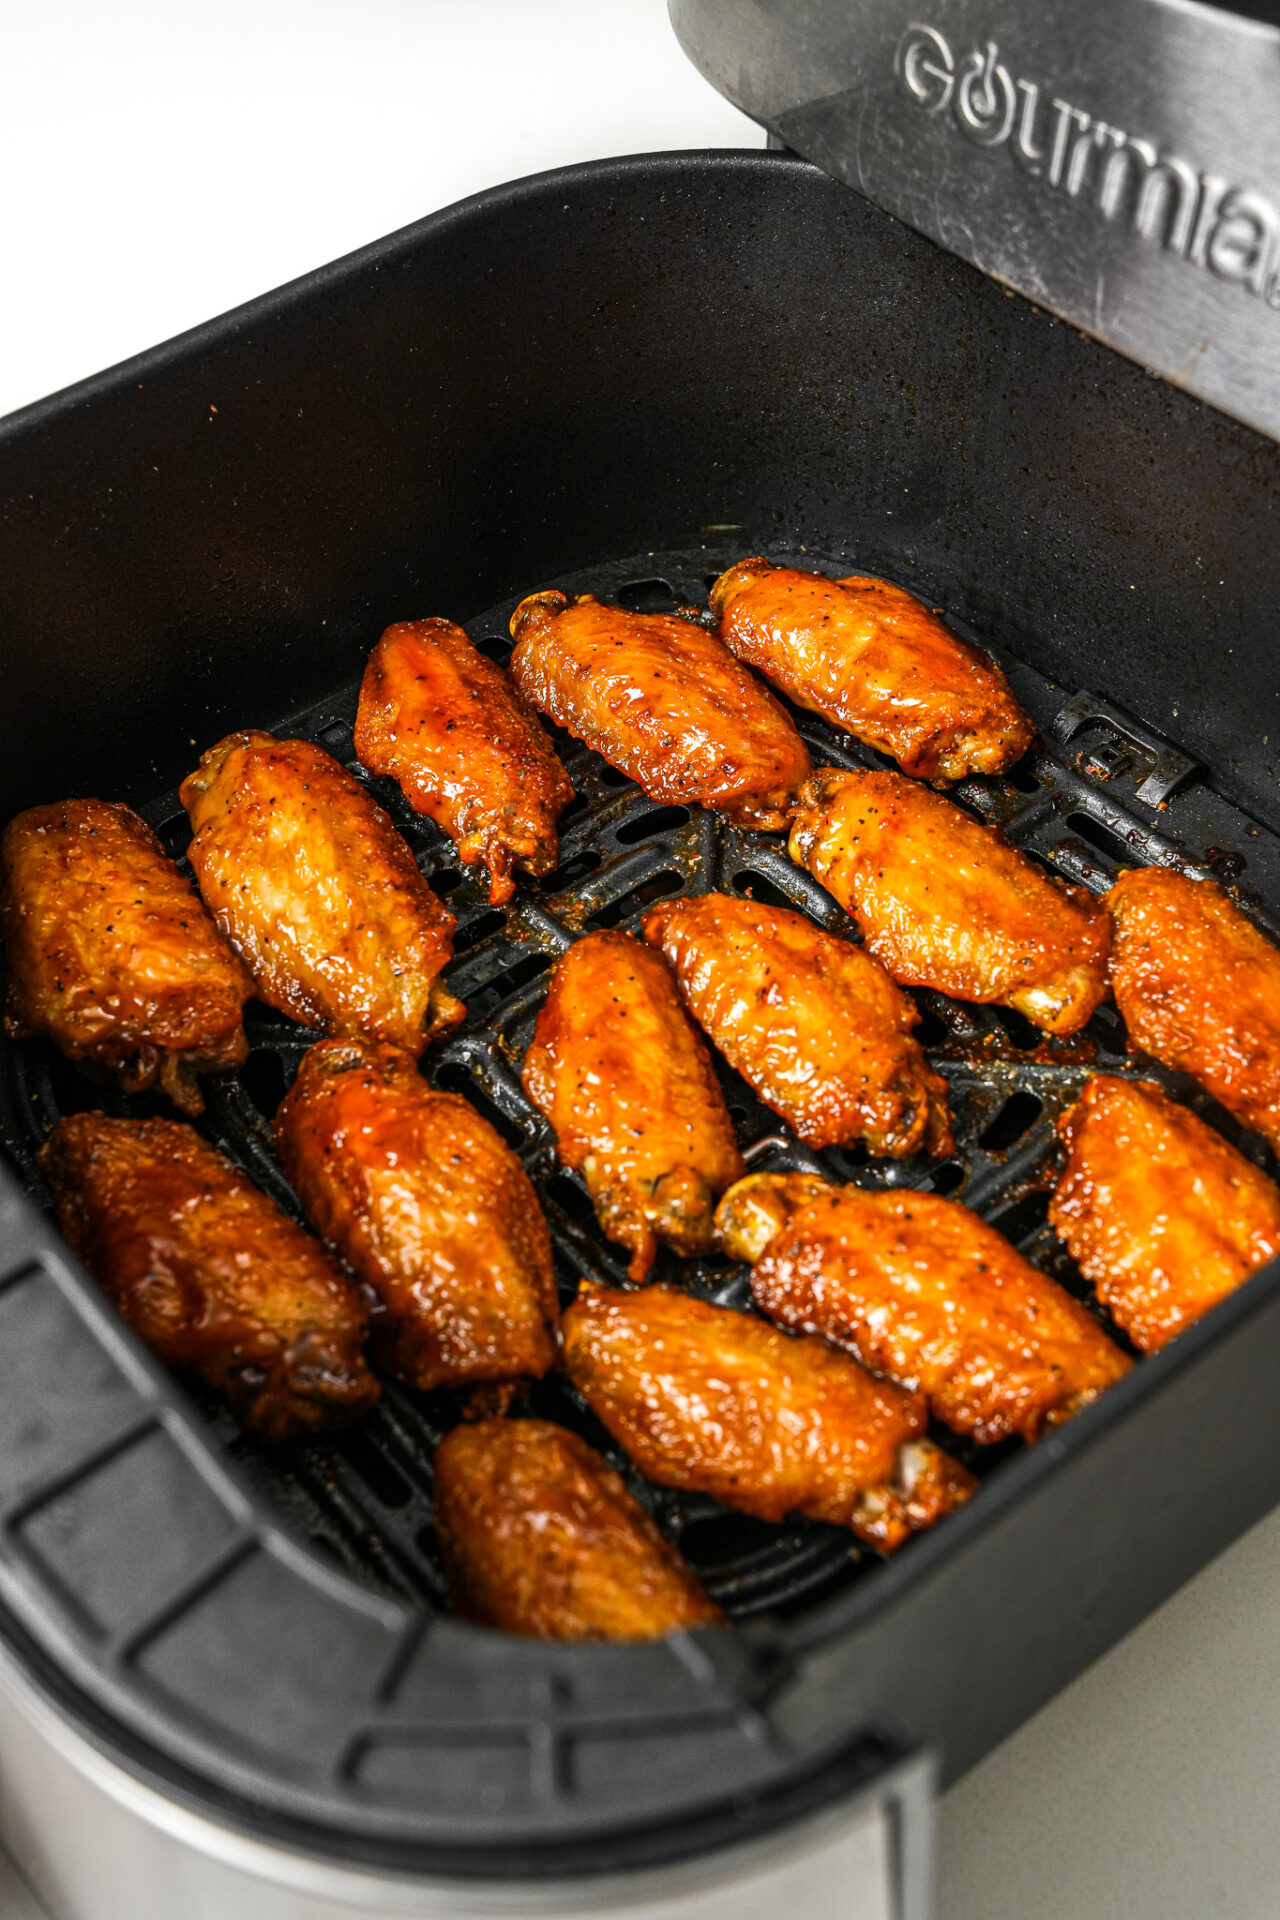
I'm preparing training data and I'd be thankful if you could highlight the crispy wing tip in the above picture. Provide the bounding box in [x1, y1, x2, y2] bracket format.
[509, 589, 569, 640]
[707, 555, 772, 620]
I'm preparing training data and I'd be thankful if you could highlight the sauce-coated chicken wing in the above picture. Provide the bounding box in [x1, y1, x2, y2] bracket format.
[354, 618, 574, 906]
[181, 732, 463, 1053]
[522, 931, 744, 1281]
[710, 559, 1034, 781]
[1, 800, 251, 1115]
[723, 1173, 1130, 1443]
[1107, 868, 1280, 1152]
[40, 1113, 378, 1439]
[790, 769, 1110, 1036]
[509, 590, 811, 830]
[561, 1282, 975, 1551]
[641, 892, 953, 1157]
[434, 1418, 723, 1640]
[275, 1038, 559, 1390]
[1050, 1074, 1280, 1351]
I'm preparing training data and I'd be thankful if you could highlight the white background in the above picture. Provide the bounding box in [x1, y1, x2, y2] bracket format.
[0, 0, 754, 418]
[3, 3, 1280, 1915]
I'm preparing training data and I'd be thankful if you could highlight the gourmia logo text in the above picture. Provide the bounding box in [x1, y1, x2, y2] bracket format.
[895, 23, 1280, 309]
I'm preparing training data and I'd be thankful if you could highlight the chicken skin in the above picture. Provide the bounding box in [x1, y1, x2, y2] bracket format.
[1107, 868, 1280, 1153]
[508, 590, 811, 830]
[434, 1419, 723, 1640]
[275, 1038, 559, 1391]
[561, 1282, 975, 1551]
[1050, 1074, 1280, 1352]
[789, 769, 1110, 1036]
[642, 893, 953, 1158]
[40, 1113, 378, 1440]
[710, 559, 1034, 782]
[522, 931, 744, 1280]
[720, 1173, 1130, 1444]
[1, 800, 251, 1115]
[354, 618, 574, 907]
[181, 732, 463, 1054]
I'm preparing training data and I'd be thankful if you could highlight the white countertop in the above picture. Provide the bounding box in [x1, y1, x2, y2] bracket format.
[3, 4, 1279, 1914]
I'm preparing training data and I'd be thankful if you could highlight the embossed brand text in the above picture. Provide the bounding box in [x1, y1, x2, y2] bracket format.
[896, 24, 1280, 309]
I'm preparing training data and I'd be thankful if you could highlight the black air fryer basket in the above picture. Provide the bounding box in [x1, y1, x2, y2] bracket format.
[2, 151, 1280, 1889]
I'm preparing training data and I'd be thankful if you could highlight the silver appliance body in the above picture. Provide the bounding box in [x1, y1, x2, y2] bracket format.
[0, 1649, 927, 1920]
[670, 0, 1280, 442]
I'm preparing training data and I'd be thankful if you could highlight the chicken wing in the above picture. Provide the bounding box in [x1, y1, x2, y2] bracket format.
[181, 732, 463, 1053]
[1050, 1074, 1280, 1351]
[521, 930, 744, 1280]
[354, 618, 574, 907]
[561, 1282, 975, 1551]
[434, 1418, 723, 1640]
[1, 799, 251, 1115]
[710, 559, 1034, 781]
[508, 590, 811, 830]
[275, 1038, 559, 1390]
[789, 768, 1110, 1036]
[1107, 867, 1280, 1152]
[722, 1173, 1130, 1443]
[40, 1113, 378, 1439]
[641, 892, 953, 1157]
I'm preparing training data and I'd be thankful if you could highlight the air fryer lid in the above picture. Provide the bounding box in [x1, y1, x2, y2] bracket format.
[2, 153, 1280, 1880]
[670, 0, 1280, 443]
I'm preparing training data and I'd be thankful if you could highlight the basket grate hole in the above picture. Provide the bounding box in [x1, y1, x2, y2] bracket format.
[616, 578, 677, 614]
[432, 1064, 525, 1147]
[732, 869, 798, 912]
[588, 870, 682, 929]
[979, 1092, 1044, 1153]
[1066, 812, 1131, 865]
[991, 1005, 1042, 1051]
[541, 850, 602, 891]
[924, 1160, 966, 1196]
[452, 909, 506, 955]
[990, 1189, 1053, 1244]
[615, 805, 691, 845]
[338, 1431, 414, 1510]
[240, 1048, 288, 1121]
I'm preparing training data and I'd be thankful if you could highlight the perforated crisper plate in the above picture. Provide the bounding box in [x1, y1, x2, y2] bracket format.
[4, 542, 1280, 1885]
[3, 543, 1278, 1636]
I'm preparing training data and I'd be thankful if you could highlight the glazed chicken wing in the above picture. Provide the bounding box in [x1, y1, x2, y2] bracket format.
[508, 590, 811, 830]
[40, 1113, 378, 1439]
[521, 930, 744, 1280]
[642, 892, 952, 1158]
[354, 618, 574, 906]
[711, 559, 1034, 781]
[181, 732, 463, 1054]
[720, 1173, 1130, 1443]
[1107, 867, 1280, 1152]
[275, 1038, 559, 1390]
[790, 769, 1110, 1036]
[1050, 1074, 1280, 1351]
[434, 1418, 722, 1640]
[561, 1282, 975, 1551]
[1, 799, 251, 1115]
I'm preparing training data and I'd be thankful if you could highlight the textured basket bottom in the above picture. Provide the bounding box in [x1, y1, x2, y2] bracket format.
[3, 543, 1276, 1624]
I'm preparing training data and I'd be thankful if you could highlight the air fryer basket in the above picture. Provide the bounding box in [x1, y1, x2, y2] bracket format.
[1, 152, 1280, 1880]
